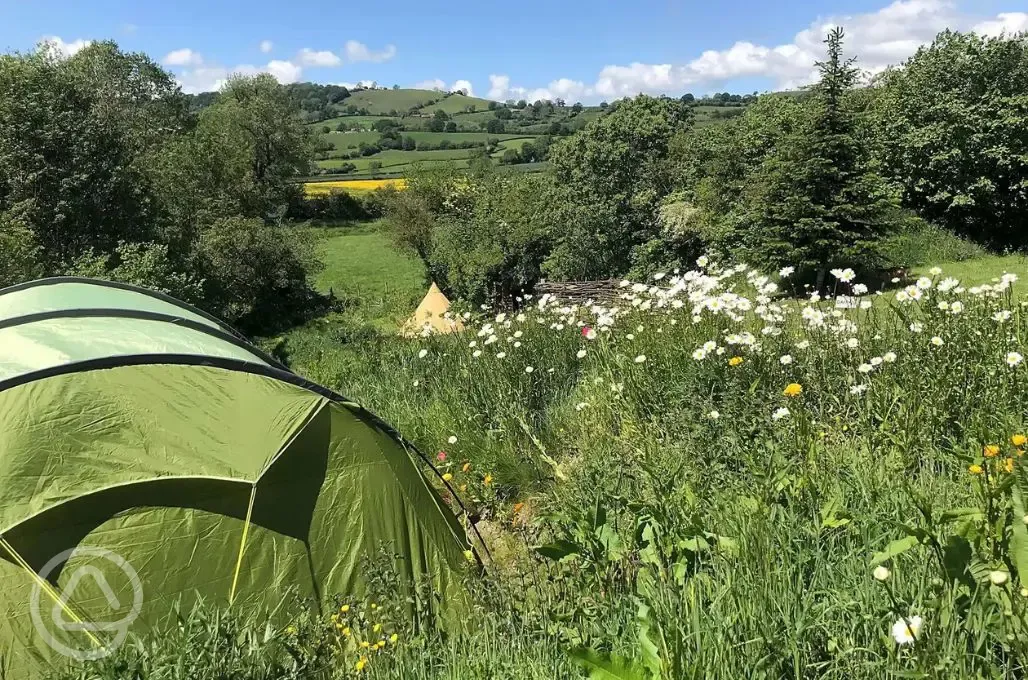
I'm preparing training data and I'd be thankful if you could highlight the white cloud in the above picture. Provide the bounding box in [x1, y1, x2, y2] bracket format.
[344, 40, 397, 63]
[40, 36, 92, 59]
[974, 12, 1028, 37]
[163, 48, 203, 67]
[259, 40, 274, 54]
[451, 79, 475, 96]
[488, 0, 1027, 102]
[265, 60, 303, 83]
[415, 78, 447, 91]
[297, 48, 341, 67]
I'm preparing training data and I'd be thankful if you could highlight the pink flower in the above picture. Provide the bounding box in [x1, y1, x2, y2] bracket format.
[581, 326, 592, 337]
[437, 451, 447, 462]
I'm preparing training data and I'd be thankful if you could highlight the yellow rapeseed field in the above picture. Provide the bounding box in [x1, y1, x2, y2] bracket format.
[304, 179, 407, 196]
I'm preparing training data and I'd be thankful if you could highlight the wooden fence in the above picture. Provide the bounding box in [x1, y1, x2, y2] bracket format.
[532, 279, 624, 304]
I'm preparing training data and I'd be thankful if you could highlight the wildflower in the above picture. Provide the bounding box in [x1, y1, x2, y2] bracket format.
[1004, 458, 1015, 473]
[796, 340, 810, 350]
[513, 502, 524, 514]
[462, 462, 471, 472]
[692, 348, 707, 361]
[356, 656, 368, 671]
[696, 255, 710, 267]
[850, 385, 868, 395]
[442, 473, 453, 482]
[1013, 434, 1026, 447]
[729, 356, 744, 367]
[437, 451, 447, 462]
[702, 340, 717, 352]
[779, 266, 795, 278]
[845, 338, 859, 349]
[576, 349, 587, 359]
[938, 277, 959, 292]
[514, 330, 523, 338]
[915, 277, 932, 290]
[930, 336, 944, 347]
[883, 351, 897, 363]
[890, 615, 922, 645]
[783, 383, 803, 398]
[909, 322, 923, 333]
[341, 604, 350, 613]
[582, 326, 596, 340]
[484, 473, 493, 485]
[772, 407, 790, 421]
[524, 365, 533, 374]
[780, 355, 793, 365]
[993, 310, 1012, 323]
[985, 445, 1000, 458]
[990, 570, 1010, 586]
[969, 464, 983, 475]
[853, 283, 868, 295]
[634, 355, 647, 364]
[626, 333, 635, 340]
[390, 633, 399, 644]
[513, 341, 522, 348]
[361, 640, 370, 649]
[857, 363, 873, 374]
[459, 484, 467, 492]
[472, 350, 482, 358]
[575, 402, 588, 411]
[496, 352, 506, 359]
[1007, 351, 1024, 367]
[418, 349, 429, 359]
[949, 301, 963, 314]
[707, 410, 720, 420]
[373, 623, 382, 633]
[873, 566, 891, 582]
[463, 550, 475, 563]
[448, 435, 458, 445]
[343, 627, 351, 636]
[870, 356, 883, 366]
[929, 266, 942, 276]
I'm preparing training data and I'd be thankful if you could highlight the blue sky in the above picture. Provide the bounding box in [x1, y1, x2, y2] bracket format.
[1, 0, 1025, 99]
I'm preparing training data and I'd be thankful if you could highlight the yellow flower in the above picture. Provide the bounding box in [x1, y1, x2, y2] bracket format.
[442, 472, 453, 481]
[343, 627, 351, 637]
[341, 604, 350, 613]
[729, 356, 744, 367]
[513, 502, 525, 514]
[463, 549, 475, 563]
[390, 633, 399, 644]
[285, 625, 296, 635]
[483, 474, 493, 485]
[331, 614, 339, 622]
[1005, 457, 1015, 473]
[984, 444, 1001, 458]
[373, 623, 382, 633]
[361, 640, 370, 649]
[459, 484, 467, 492]
[376, 640, 386, 649]
[1013, 434, 1027, 447]
[969, 464, 984, 475]
[462, 462, 471, 472]
[782, 383, 803, 398]
[335, 622, 343, 629]
[370, 603, 377, 610]
[356, 656, 368, 671]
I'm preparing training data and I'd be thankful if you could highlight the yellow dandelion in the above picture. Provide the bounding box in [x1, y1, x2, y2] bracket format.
[360, 640, 370, 649]
[376, 640, 386, 649]
[331, 614, 339, 622]
[462, 462, 471, 472]
[442, 472, 453, 481]
[370, 603, 377, 610]
[969, 464, 984, 475]
[483, 473, 493, 485]
[343, 627, 351, 637]
[341, 604, 350, 613]
[459, 484, 467, 492]
[356, 656, 368, 671]
[373, 623, 382, 633]
[729, 356, 744, 367]
[1013, 434, 1027, 448]
[513, 502, 525, 514]
[984, 444, 1001, 458]
[783, 383, 803, 398]
[285, 625, 296, 635]
[1005, 458, 1015, 473]
[335, 622, 343, 629]
[390, 633, 399, 644]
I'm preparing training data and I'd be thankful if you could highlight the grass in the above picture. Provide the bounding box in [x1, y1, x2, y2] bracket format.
[911, 253, 1028, 287]
[342, 89, 445, 115]
[308, 221, 426, 329]
[320, 131, 536, 153]
[417, 93, 496, 114]
[67, 221, 1028, 678]
[317, 149, 478, 172]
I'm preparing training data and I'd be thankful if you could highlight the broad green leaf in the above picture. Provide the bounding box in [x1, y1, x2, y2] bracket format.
[941, 535, 974, 587]
[636, 602, 663, 679]
[870, 535, 920, 566]
[568, 648, 650, 680]
[536, 540, 583, 562]
[939, 507, 984, 524]
[1011, 487, 1028, 581]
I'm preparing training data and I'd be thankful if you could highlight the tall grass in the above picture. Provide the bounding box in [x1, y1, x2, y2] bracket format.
[69, 262, 1028, 678]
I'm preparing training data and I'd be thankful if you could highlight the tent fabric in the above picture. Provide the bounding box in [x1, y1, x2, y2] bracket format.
[0, 278, 470, 677]
[401, 283, 465, 337]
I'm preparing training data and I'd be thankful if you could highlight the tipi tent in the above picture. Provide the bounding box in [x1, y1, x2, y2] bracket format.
[0, 277, 471, 675]
[401, 283, 464, 337]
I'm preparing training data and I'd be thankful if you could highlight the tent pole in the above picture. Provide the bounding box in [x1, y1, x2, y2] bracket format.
[229, 484, 258, 604]
[0, 536, 102, 648]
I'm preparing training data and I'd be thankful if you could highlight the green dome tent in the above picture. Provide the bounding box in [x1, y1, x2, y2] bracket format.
[0, 277, 472, 676]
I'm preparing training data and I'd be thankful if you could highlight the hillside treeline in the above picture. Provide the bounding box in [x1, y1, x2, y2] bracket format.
[386, 29, 1028, 303]
[0, 42, 321, 332]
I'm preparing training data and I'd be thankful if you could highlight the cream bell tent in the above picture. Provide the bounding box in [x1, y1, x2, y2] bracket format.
[401, 283, 464, 337]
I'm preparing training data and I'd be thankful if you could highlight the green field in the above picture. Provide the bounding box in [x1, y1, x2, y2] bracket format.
[418, 92, 496, 114]
[318, 148, 479, 172]
[342, 88, 444, 114]
[309, 222, 425, 328]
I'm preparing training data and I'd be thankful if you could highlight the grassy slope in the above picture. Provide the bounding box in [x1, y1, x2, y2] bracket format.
[310, 222, 426, 328]
[318, 148, 479, 172]
[420, 93, 496, 114]
[343, 89, 444, 114]
[911, 253, 1028, 286]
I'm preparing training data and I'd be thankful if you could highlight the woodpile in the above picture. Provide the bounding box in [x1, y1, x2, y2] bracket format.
[532, 279, 623, 304]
